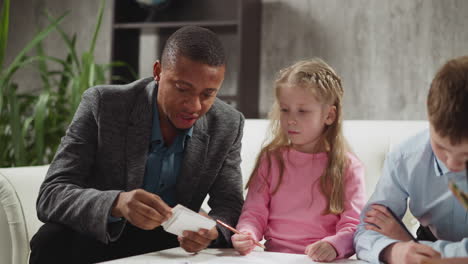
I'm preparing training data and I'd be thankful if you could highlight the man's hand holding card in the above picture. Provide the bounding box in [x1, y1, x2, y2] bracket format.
[162, 204, 218, 253]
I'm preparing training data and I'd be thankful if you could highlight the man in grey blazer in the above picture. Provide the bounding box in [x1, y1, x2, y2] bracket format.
[30, 26, 245, 263]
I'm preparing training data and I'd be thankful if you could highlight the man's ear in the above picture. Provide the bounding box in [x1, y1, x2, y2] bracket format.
[325, 106, 337, 125]
[153, 60, 162, 81]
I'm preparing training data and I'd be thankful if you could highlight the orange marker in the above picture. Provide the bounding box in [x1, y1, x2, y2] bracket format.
[216, 219, 266, 249]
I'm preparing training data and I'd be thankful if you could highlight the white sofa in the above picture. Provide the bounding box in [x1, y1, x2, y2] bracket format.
[0, 119, 428, 264]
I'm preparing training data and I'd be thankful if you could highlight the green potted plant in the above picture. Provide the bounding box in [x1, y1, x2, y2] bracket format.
[0, 0, 130, 167]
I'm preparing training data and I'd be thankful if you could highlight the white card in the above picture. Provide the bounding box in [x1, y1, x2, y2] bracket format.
[162, 204, 216, 236]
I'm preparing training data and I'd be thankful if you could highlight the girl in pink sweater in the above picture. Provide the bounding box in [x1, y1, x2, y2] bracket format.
[232, 59, 366, 262]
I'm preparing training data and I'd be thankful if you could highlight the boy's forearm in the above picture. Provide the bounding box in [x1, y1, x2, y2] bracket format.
[427, 238, 468, 258]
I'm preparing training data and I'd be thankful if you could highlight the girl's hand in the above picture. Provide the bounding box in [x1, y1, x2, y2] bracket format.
[231, 232, 256, 255]
[305, 240, 337, 262]
[364, 204, 413, 241]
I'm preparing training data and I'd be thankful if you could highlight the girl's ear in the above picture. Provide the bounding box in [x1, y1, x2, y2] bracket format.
[325, 105, 337, 125]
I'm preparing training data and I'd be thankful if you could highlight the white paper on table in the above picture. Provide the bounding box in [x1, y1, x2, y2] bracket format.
[201, 250, 364, 264]
[162, 204, 216, 236]
[201, 251, 312, 264]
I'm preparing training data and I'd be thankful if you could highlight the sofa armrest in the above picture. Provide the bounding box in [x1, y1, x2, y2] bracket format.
[0, 165, 48, 264]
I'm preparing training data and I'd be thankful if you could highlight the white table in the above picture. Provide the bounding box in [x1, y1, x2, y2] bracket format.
[100, 247, 368, 264]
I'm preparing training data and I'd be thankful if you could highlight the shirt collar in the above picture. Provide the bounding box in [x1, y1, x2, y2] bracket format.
[433, 154, 450, 177]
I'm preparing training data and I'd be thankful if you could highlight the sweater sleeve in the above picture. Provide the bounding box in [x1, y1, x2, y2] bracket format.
[235, 156, 271, 242]
[322, 155, 367, 259]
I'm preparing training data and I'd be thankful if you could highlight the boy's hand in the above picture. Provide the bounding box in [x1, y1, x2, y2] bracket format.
[305, 240, 337, 262]
[364, 204, 413, 241]
[232, 232, 256, 255]
[381, 241, 441, 264]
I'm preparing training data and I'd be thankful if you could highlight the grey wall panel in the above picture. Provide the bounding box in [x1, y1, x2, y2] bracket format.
[259, 0, 468, 119]
[6, 0, 468, 119]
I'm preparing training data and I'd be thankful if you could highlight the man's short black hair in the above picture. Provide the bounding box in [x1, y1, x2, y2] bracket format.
[161, 26, 225, 68]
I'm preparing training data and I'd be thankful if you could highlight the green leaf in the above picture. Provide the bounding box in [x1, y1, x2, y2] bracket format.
[0, 0, 10, 111]
[0, 0, 10, 69]
[33, 91, 50, 164]
[6, 83, 25, 165]
[2, 55, 52, 82]
[45, 11, 81, 72]
[89, 0, 105, 55]
[95, 64, 105, 83]
[36, 41, 51, 91]
[22, 116, 34, 141]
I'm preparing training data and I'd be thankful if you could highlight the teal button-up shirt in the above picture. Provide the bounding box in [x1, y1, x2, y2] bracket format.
[142, 96, 193, 207]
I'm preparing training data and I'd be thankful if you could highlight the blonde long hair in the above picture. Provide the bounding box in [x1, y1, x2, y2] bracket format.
[247, 58, 349, 215]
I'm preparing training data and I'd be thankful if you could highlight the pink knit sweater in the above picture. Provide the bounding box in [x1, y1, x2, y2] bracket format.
[236, 148, 366, 258]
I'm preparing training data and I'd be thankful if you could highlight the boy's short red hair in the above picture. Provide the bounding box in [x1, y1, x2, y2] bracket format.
[427, 56, 468, 144]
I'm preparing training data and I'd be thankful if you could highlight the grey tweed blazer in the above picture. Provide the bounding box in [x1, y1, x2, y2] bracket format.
[36, 78, 245, 246]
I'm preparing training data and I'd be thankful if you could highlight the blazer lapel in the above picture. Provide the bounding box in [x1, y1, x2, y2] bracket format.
[177, 116, 210, 206]
[126, 81, 155, 190]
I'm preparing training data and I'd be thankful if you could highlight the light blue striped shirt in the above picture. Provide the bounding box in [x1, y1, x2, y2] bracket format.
[354, 129, 468, 263]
